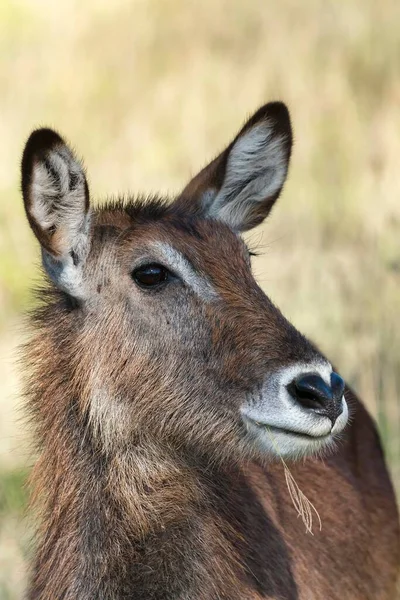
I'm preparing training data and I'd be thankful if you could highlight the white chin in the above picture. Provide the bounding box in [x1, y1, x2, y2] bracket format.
[243, 419, 339, 459]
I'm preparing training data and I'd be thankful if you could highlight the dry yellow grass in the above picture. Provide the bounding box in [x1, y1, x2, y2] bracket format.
[1, 0, 399, 596]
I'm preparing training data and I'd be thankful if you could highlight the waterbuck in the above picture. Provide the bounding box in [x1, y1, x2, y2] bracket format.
[21, 102, 399, 599]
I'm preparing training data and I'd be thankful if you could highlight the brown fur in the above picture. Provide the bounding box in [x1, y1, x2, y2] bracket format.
[21, 104, 399, 599]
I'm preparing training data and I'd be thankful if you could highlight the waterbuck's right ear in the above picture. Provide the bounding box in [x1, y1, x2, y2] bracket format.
[21, 128, 91, 298]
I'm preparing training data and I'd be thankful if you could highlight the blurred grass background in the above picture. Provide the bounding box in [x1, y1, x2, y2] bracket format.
[1, 0, 400, 596]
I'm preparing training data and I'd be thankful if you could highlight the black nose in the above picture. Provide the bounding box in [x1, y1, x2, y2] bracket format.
[289, 372, 345, 424]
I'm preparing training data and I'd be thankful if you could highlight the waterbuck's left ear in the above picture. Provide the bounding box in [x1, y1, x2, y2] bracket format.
[177, 102, 292, 232]
[21, 128, 91, 298]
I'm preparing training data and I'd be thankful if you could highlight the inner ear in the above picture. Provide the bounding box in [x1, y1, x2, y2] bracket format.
[21, 128, 91, 296]
[176, 102, 292, 232]
[21, 128, 90, 259]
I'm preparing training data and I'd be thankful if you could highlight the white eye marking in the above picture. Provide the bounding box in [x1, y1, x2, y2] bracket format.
[150, 242, 218, 301]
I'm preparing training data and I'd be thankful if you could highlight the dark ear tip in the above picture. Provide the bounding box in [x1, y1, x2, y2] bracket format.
[22, 128, 64, 162]
[21, 128, 65, 191]
[262, 102, 293, 158]
[241, 101, 292, 145]
[264, 101, 290, 124]
[259, 102, 291, 137]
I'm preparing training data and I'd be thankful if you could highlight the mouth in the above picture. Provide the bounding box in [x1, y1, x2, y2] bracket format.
[241, 411, 345, 459]
[246, 418, 332, 441]
[245, 417, 332, 441]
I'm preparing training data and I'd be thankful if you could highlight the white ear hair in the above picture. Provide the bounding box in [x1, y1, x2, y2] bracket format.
[179, 102, 292, 232]
[22, 128, 91, 298]
[30, 146, 89, 244]
[207, 122, 289, 230]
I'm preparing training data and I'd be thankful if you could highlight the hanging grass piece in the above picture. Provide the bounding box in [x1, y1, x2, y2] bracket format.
[265, 427, 322, 535]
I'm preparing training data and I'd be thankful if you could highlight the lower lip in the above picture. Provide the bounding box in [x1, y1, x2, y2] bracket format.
[247, 420, 331, 441]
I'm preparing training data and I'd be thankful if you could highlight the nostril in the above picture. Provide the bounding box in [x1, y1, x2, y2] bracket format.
[288, 372, 345, 424]
[331, 372, 345, 400]
[291, 373, 333, 411]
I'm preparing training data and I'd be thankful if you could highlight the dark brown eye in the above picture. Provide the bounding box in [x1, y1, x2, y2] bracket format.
[132, 263, 170, 288]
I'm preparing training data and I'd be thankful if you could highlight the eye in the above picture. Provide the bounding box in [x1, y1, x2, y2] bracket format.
[132, 263, 170, 288]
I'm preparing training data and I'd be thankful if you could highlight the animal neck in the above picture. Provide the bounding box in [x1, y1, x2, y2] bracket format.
[27, 380, 242, 599]
[24, 310, 252, 599]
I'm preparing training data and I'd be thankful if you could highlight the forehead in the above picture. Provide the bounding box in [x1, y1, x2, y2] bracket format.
[92, 198, 249, 267]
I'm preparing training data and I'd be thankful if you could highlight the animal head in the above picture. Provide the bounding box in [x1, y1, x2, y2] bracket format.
[21, 102, 348, 461]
